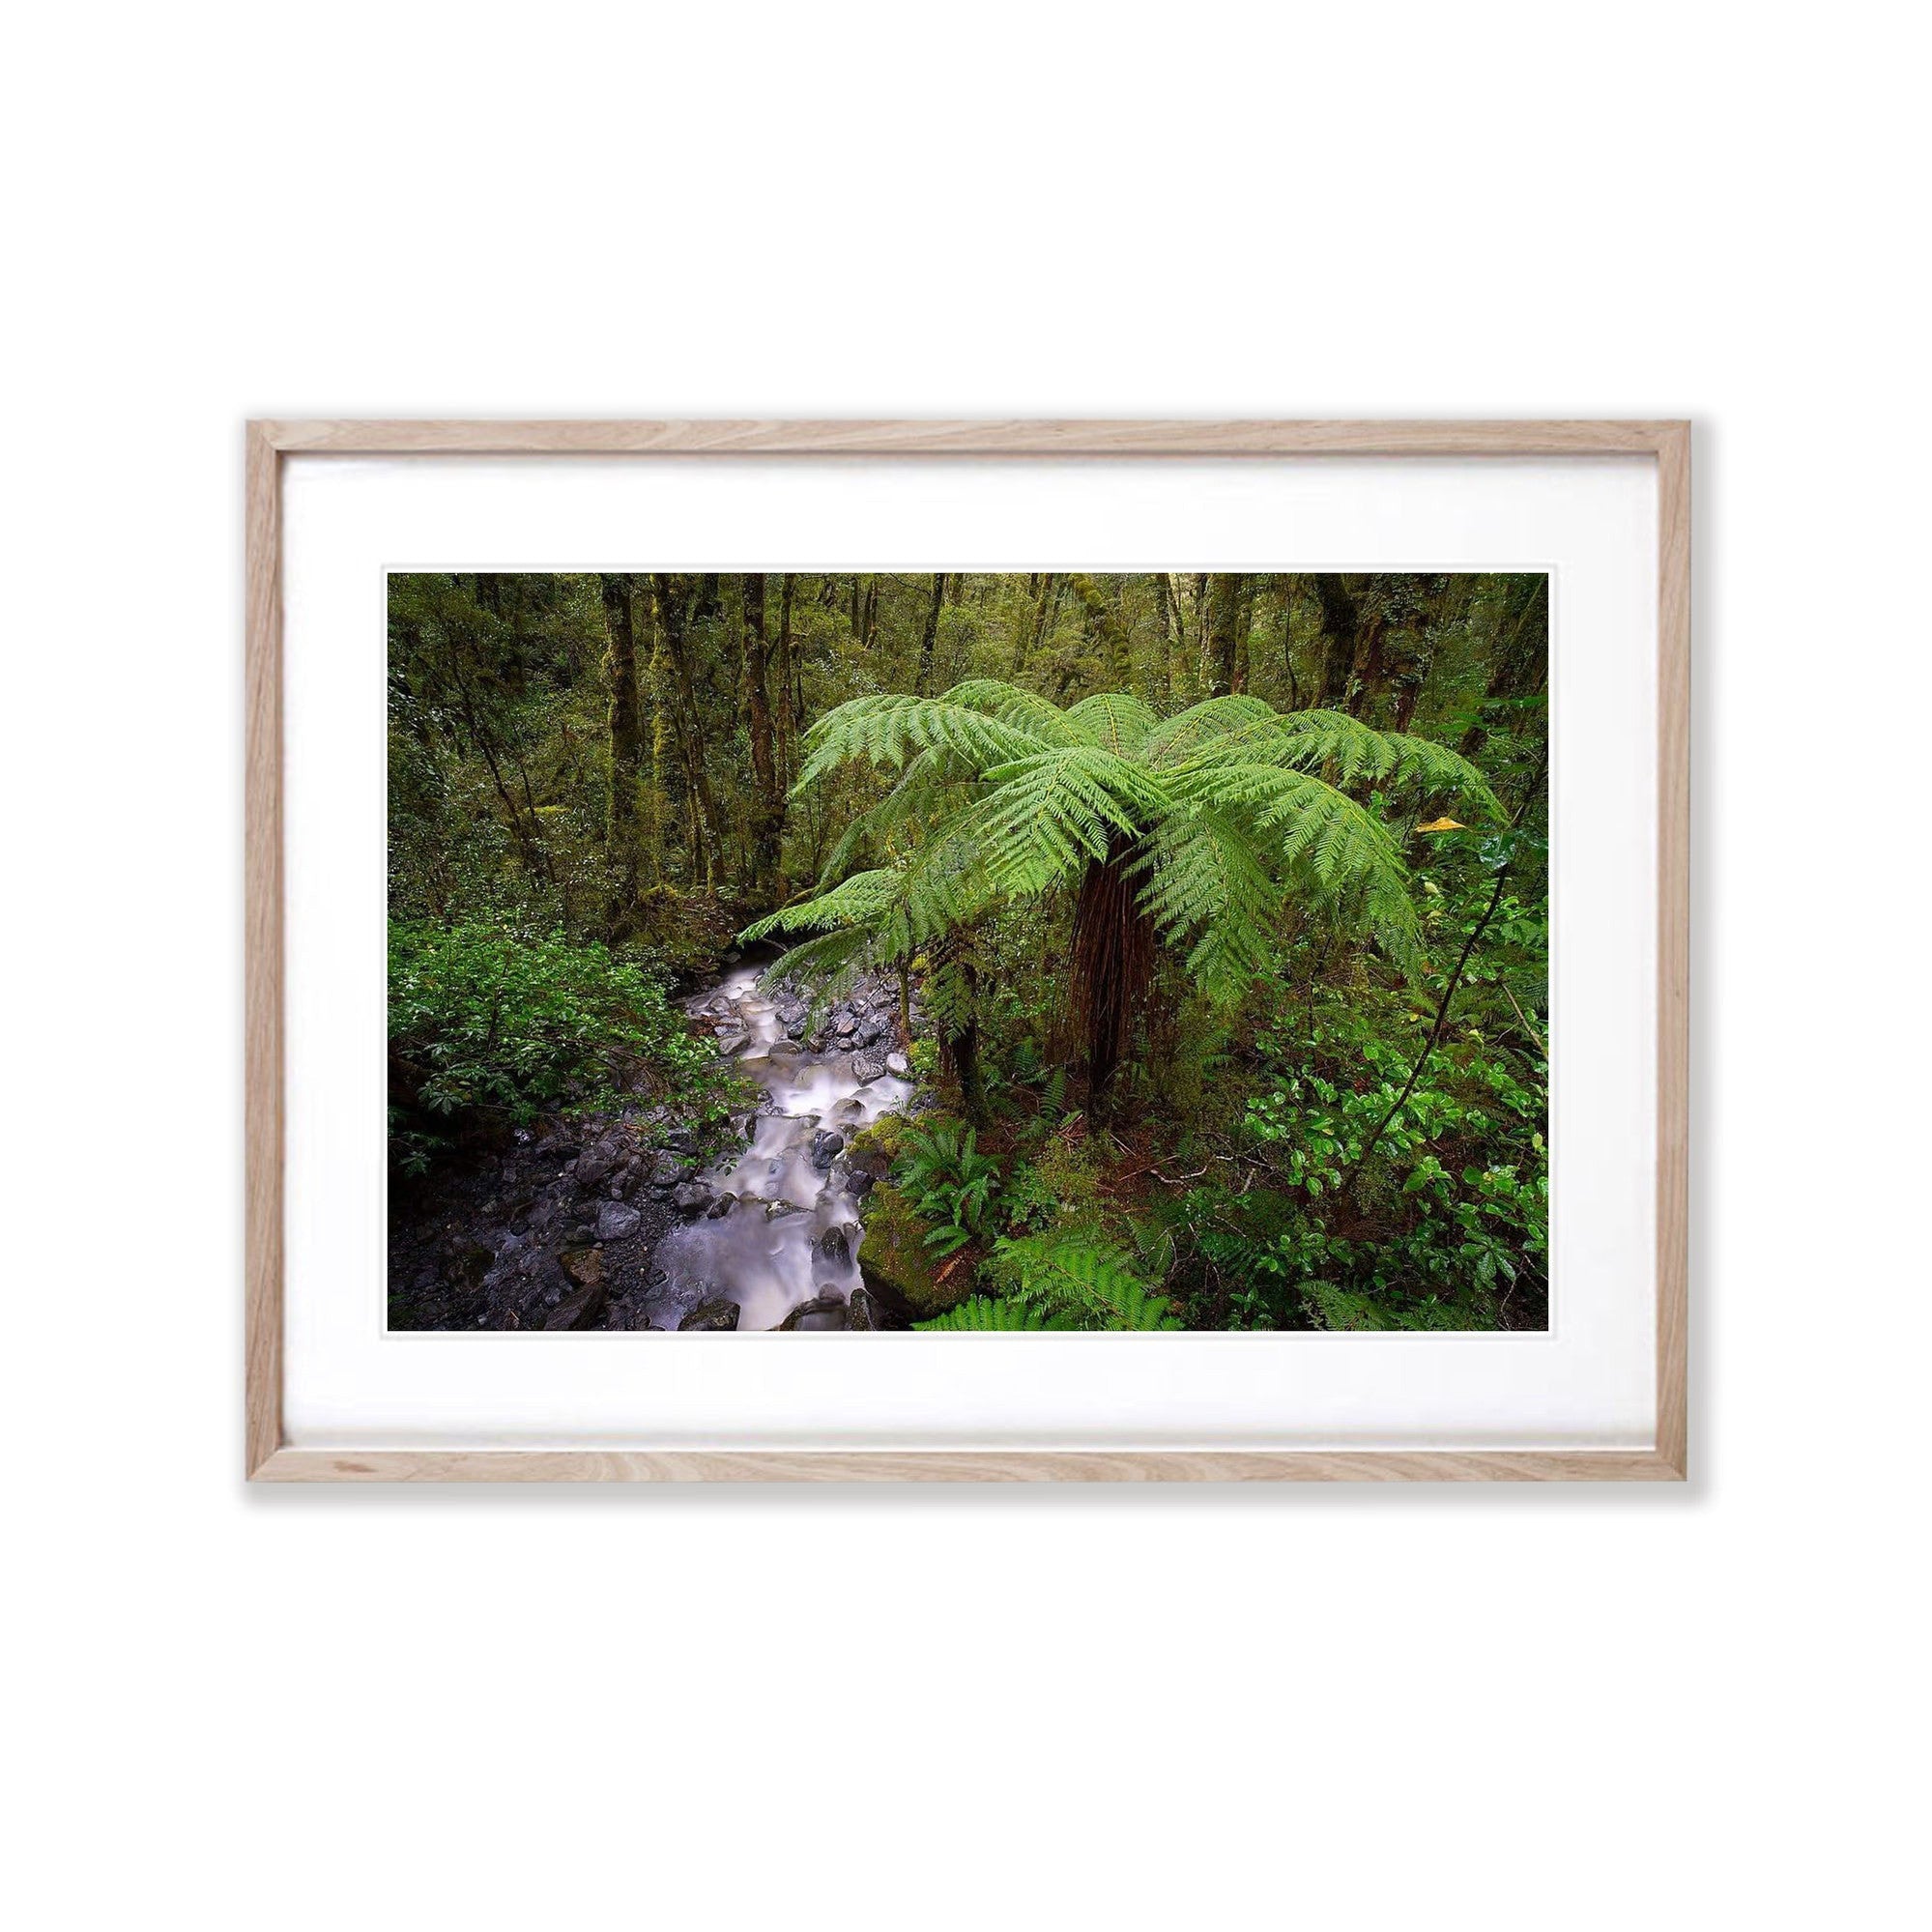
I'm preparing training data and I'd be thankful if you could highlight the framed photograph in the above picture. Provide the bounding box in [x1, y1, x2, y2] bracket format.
[246, 419, 1687, 1482]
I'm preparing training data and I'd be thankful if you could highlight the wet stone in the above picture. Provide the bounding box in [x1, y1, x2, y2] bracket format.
[775, 1292, 847, 1332]
[596, 1200, 643, 1243]
[544, 1276, 610, 1331]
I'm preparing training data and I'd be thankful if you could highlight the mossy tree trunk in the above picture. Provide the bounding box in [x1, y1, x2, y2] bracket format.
[598, 573, 649, 937]
[1070, 574, 1135, 692]
[739, 571, 785, 904]
[1312, 573, 1360, 709]
[650, 573, 725, 889]
[1205, 572, 1247, 697]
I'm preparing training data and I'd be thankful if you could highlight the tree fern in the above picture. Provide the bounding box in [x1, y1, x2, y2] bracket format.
[753, 678, 1501, 1102]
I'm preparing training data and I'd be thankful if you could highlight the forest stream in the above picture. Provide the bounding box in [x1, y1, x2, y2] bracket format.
[655, 966, 915, 1329]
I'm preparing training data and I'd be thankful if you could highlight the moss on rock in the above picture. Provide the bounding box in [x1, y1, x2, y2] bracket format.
[856, 1179, 970, 1320]
[846, 1112, 912, 1177]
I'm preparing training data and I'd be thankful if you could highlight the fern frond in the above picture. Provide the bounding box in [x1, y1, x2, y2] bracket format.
[794, 693, 1051, 791]
[739, 869, 900, 941]
[1213, 711, 1503, 819]
[753, 926, 872, 996]
[1164, 762, 1422, 972]
[975, 747, 1173, 896]
[1063, 691, 1159, 757]
[915, 1296, 1072, 1332]
[1135, 803, 1283, 1002]
[1373, 732, 1504, 820]
[1140, 695, 1279, 769]
[815, 746, 986, 887]
[995, 1232, 1183, 1331]
[1268, 708, 1399, 785]
[937, 679, 1084, 745]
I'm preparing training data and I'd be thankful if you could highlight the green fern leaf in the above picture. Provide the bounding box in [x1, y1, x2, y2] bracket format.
[915, 1296, 1071, 1332]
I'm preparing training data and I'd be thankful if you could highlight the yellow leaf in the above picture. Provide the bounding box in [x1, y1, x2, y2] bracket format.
[1417, 816, 1466, 833]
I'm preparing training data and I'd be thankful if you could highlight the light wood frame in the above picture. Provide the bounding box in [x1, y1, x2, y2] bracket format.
[245, 419, 1689, 1483]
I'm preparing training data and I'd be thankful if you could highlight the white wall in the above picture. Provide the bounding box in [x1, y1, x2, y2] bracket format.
[8, 5, 1925, 1929]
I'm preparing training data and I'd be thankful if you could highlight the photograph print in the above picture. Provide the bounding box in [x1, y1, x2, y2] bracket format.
[387, 570, 1548, 1334]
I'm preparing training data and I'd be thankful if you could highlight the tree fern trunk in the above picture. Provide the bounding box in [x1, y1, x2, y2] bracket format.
[1073, 836, 1155, 1114]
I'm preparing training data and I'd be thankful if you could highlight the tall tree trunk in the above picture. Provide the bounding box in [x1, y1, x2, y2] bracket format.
[775, 573, 797, 794]
[952, 958, 989, 1128]
[916, 571, 948, 693]
[1345, 591, 1391, 719]
[599, 574, 648, 937]
[650, 573, 724, 888]
[1312, 573, 1360, 709]
[1205, 572, 1246, 697]
[1014, 572, 1059, 673]
[1069, 574, 1134, 690]
[1233, 577, 1254, 693]
[1151, 571, 1175, 704]
[444, 668, 557, 902]
[739, 572, 783, 904]
[934, 939, 989, 1126]
[1166, 571, 1191, 694]
[1278, 576, 1302, 708]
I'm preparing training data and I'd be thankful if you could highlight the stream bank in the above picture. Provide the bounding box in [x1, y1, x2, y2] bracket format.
[387, 963, 922, 1332]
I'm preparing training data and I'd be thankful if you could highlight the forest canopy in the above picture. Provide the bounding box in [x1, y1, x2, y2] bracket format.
[389, 570, 1548, 1334]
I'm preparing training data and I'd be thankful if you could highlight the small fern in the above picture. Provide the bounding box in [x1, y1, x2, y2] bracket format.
[895, 1118, 1003, 1247]
[995, 1231, 1183, 1332]
[915, 1296, 1073, 1332]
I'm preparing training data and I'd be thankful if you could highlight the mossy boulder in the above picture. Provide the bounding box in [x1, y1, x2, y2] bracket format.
[845, 1112, 912, 1178]
[856, 1179, 969, 1320]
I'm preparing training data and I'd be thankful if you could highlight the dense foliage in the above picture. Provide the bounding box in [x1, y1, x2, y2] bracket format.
[389, 569, 1549, 1329]
[387, 922, 740, 1174]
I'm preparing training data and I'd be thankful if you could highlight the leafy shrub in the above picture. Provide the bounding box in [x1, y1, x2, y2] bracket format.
[388, 920, 729, 1171]
[1226, 999, 1547, 1318]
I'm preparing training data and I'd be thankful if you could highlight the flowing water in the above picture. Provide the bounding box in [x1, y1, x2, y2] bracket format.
[646, 966, 914, 1331]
